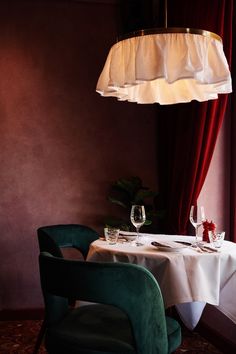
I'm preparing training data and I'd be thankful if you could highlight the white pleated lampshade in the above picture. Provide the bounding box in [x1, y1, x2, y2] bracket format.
[96, 30, 232, 105]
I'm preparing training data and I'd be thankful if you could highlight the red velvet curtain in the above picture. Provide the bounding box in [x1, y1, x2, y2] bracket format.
[157, 0, 233, 235]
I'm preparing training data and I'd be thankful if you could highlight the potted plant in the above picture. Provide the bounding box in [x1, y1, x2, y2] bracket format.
[105, 176, 161, 231]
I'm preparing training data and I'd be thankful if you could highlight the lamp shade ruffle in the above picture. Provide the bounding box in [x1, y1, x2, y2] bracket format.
[96, 32, 232, 105]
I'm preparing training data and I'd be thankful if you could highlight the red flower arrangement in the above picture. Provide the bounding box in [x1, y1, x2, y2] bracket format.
[202, 220, 216, 243]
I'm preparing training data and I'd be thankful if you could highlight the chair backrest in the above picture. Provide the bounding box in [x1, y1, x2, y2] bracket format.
[37, 224, 99, 259]
[39, 252, 169, 354]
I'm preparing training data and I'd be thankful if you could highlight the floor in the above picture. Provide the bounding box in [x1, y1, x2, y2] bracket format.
[0, 319, 223, 354]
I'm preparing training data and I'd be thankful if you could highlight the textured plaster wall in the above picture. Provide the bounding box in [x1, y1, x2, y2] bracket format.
[0, 2, 157, 310]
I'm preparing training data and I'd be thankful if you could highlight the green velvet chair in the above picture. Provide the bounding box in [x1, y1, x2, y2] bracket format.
[37, 224, 99, 259]
[39, 252, 181, 354]
[34, 224, 99, 354]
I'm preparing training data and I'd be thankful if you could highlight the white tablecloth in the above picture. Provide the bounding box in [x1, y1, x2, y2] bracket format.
[87, 233, 236, 329]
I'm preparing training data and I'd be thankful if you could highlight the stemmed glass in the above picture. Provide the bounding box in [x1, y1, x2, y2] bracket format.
[189, 205, 205, 245]
[130, 205, 146, 246]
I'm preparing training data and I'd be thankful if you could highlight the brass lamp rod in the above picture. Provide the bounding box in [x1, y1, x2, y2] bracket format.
[117, 0, 222, 43]
[165, 0, 167, 28]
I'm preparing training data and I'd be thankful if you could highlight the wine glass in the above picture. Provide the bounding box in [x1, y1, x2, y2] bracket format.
[130, 205, 146, 246]
[189, 205, 205, 245]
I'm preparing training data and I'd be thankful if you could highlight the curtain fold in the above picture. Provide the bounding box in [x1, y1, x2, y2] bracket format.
[157, 0, 233, 235]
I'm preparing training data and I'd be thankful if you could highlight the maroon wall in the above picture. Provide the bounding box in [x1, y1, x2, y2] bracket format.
[0, 2, 158, 311]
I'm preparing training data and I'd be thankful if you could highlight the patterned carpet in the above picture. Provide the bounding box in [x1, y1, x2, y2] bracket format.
[0, 319, 223, 354]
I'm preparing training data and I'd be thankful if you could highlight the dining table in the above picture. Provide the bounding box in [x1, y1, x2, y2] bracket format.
[86, 232, 236, 330]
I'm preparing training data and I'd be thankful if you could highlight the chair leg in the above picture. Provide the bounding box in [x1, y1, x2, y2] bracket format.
[32, 319, 46, 354]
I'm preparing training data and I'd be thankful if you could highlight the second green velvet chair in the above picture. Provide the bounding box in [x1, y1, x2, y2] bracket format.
[37, 224, 99, 259]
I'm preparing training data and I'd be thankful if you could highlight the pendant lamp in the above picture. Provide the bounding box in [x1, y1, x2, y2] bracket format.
[96, 1, 232, 105]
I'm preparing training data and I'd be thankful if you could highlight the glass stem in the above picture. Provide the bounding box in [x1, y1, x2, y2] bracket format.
[136, 227, 140, 243]
[195, 225, 200, 242]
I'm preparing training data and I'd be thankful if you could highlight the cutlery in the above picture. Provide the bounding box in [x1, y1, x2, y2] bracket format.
[191, 245, 219, 253]
[175, 241, 192, 246]
[151, 241, 171, 248]
[201, 245, 219, 253]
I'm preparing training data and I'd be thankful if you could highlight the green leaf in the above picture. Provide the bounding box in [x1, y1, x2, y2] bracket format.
[134, 189, 156, 203]
[115, 180, 135, 197]
[108, 196, 128, 209]
[144, 219, 152, 225]
[114, 177, 142, 196]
